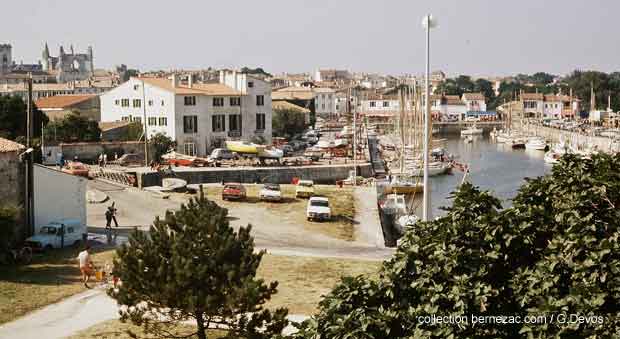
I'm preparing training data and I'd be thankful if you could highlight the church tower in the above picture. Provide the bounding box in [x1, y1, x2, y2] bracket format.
[42, 42, 50, 71]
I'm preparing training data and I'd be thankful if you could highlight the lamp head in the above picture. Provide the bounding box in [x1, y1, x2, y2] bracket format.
[422, 14, 438, 29]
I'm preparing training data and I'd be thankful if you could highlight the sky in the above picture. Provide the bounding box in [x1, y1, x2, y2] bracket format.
[3, 0, 619, 77]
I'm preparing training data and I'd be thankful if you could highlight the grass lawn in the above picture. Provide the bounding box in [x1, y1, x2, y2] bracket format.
[197, 184, 357, 241]
[69, 254, 381, 338]
[0, 246, 116, 324]
[67, 320, 226, 339]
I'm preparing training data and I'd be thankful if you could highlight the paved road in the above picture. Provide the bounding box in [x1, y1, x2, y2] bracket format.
[0, 287, 308, 339]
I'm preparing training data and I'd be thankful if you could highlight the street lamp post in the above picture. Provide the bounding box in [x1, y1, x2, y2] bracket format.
[422, 14, 437, 222]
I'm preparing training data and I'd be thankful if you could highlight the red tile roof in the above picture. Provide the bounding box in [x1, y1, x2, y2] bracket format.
[35, 95, 97, 109]
[0, 137, 25, 153]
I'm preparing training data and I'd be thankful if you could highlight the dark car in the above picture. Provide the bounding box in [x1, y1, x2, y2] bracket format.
[280, 144, 294, 156]
[222, 183, 247, 200]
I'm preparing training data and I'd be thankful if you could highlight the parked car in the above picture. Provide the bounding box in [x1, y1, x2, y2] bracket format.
[280, 144, 294, 156]
[295, 180, 315, 198]
[61, 161, 90, 178]
[25, 219, 86, 251]
[306, 196, 331, 221]
[117, 153, 144, 167]
[222, 183, 246, 200]
[288, 140, 307, 151]
[465, 116, 480, 122]
[259, 183, 282, 202]
[210, 148, 238, 161]
[303, 148, 323, 161]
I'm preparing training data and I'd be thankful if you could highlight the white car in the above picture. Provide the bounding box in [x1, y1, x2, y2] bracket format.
[259, 183, 282, 202]
[25, 219, 86, 251]
[306, 196, 331, 221]
[465, 116, 480, 122]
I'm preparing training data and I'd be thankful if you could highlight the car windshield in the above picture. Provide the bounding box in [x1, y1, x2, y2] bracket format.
[311, 200, 329, 208]
[299, 182, 313, 187]
[225, 185, 241, 190]
[264, 184, 280, 191]
[40, 226, 57, 234]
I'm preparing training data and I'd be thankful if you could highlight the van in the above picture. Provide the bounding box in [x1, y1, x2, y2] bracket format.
[25, 219, 86, 251]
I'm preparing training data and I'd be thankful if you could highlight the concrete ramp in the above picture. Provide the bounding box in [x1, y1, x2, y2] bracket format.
[354, 186, 385, 248]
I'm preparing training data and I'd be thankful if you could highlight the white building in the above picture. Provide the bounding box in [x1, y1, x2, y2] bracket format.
[313, 87, 336, 116]
[100, 70, 272, 157]
[34, 164, 87, 230]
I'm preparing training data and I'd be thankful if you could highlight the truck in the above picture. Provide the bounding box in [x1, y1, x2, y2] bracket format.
[25, 219, 86, 251]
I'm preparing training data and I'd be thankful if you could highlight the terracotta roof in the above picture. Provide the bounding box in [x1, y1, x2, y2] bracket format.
[137, 77, 241, 96]
[272, 100, 311, 113]
[544, 94, 572, 102]
[99, 121, 132, 132]
[35, 95, 97, 109]
[521, 93, 544, 100]
[272, 87, 315, 101]
[462, 92, 485, 101]
[0, 137, 25, 153]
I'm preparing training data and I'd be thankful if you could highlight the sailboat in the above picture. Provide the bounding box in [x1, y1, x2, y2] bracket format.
[460, 123, 483, 136]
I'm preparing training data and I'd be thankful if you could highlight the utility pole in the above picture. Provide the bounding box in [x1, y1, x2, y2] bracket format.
[142, 80, 149, 166]
[25, 73, 35, 236]
[422, 14, 436, 222]
[353, 88, 357, 186]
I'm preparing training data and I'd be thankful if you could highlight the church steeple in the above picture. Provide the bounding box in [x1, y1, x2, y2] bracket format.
[43, 42, 49, 59]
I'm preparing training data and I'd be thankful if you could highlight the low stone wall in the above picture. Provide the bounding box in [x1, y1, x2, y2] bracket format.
[59, 141, 149, 163]
[516, 125, 620, 153]
[137, 163, 374, 188]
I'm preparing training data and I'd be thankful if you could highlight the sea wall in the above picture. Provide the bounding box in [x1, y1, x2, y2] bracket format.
[137, 163, 374, 188]
[515, 125, 620, 153]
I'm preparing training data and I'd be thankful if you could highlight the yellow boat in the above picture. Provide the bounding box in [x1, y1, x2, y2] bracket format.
[225, 141, 265, 155]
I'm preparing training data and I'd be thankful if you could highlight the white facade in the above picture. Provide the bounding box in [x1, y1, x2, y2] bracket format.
[34, 165, 87, 230]
[314, 87, 336, 116]
[100, 71, 272, 157]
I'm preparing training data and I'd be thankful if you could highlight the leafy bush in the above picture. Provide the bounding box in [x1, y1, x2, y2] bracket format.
[294, 153, 620, 338]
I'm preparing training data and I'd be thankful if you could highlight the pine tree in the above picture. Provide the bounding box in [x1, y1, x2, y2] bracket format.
[108, 189, 289, 339]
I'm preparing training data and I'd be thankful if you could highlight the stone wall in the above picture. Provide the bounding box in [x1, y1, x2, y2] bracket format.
[0, 151, 24, 207]
[516, 125, 620, 153]
[59, 141, 150, 163]
[137, 163, 374, 188]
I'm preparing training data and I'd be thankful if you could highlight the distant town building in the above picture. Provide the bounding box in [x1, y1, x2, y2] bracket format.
[313, 87, 336, 117]
[35, 94, 100, 121]
[100, 70, 272, 156]
[314, 69, 351, 82]
[0, 79, 114, 101]
[42, 43, 94, 82]
[521, 92, 579, 119]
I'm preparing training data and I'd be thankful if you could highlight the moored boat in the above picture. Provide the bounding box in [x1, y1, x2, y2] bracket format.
[525, 137, 547, 151]
[461, 124, 483, 136]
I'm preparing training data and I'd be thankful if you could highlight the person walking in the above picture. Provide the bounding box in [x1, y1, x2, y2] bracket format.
[105, 203, 119, 229]
[78, 245, 93, 288]
[98, 153, 103, 167]
[103, 153, 108, 168]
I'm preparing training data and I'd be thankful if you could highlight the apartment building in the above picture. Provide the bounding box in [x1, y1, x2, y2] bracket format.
[100, 70, 272, 157]
[521, 92, 579, 119]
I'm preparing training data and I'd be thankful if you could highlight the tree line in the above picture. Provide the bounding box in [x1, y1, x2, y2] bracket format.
[435, 70, 620, 112]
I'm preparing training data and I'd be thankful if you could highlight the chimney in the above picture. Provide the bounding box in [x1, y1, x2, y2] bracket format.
[171, 73, 178, 88]
[188, 73, 193, 88]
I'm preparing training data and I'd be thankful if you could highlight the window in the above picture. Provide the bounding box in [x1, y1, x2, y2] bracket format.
[212, 114, 226, 132]
[229, 114, 242, 131]
[370, 101, 376, 108]
[121, 99, 130, 107]
[158, 117, 168, 126]
[183, 116, 198, 133]
[213, 97, 224, 107]
[161, 100, 165, 106]
[256, 113, 266, 130]
[114, 99, 119, 106]
[256, 95, 264, 106]
[133, 84, 139, 90]
[230, 97, 241, 106]
[148, 100, 153, 106]
[132, 99, 141, 108]
[383, 101, 389, 107]
[133, 116, 142, 123]
[121, 116, 130, 122]
[148, 117, 157, 126]
[248, 81, 254, 88]
[67, 227, 74, 234]
[184, 143, 196, 156]
[184, 96, 196, 106]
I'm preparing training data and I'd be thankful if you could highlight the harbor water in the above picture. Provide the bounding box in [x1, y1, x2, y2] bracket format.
[409, 132, 551, 217]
